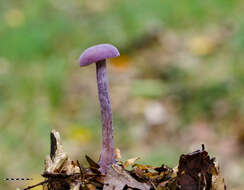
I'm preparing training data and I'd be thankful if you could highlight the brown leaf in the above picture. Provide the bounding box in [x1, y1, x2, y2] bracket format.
[50, 132, 57, 160]
[104, 164, 150, 190]
[132, 164, 154, 171]
[132, 167, 148, 182]
[177, 145, 216, 190]
[85, 155, 100, 169]
[87, 184, 97, 190]
[154, 164, 169, 174]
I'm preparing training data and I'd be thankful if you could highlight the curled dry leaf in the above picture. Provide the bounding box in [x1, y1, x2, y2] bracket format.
[130, 163, 175, 189]
[42, 130, 81, 190]
[177, 145, 226, 190]
[45, 130, 79, 175]
[123, 157, 140, 168]
[85, 155, 100, 169]
[211, 161, 226, 190]
[115, 148, 122, 160]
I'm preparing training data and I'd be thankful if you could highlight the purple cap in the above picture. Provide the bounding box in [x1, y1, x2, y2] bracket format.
[79, 44, 120, 67]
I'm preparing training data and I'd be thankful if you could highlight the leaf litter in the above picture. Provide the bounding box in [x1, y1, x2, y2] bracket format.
[24, 130, 226, 190]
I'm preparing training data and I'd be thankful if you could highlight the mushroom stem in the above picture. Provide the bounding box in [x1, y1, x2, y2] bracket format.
[96, 59, 115, 173]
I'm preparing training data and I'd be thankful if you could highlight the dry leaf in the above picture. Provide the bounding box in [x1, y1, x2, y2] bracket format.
[211, 161, 226, 190]
[104, 164, 150, 190]
[123, 157, 140, 168]
[115, 148, 121, 160]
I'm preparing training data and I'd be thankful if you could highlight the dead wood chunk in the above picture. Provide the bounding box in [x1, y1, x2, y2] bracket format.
[177, 147, 215, 190]
[103, 164, 150, 190]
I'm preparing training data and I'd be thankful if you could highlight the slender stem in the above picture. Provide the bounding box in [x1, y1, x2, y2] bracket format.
[96, 59, 115, 174]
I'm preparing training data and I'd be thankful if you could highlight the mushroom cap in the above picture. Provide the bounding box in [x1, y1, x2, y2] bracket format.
[79, 44, 120, 67]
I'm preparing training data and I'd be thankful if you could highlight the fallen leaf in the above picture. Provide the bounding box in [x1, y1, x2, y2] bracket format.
[104, 164, 150, 190]
[123, 157, 140, 168]
[177, 145, 220, 190]
[85, 155, 100, 169]
[115, 148, 122, 160]
[211, 161, 226, 190]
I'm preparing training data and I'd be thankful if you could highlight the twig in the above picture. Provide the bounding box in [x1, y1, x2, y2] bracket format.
[23, 180, 49, 190]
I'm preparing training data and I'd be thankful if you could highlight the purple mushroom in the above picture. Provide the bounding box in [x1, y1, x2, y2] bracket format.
[79, 44, 120, 174]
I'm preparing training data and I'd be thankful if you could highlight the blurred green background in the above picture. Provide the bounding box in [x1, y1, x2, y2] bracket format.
[0, 0, 244, 189]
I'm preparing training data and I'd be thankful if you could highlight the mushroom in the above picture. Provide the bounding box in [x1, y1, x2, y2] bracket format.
[79, 44, 120, 174]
